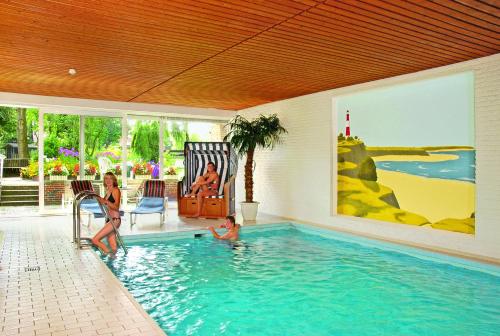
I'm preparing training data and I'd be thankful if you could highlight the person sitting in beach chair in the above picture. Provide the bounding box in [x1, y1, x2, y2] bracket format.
[177, 142, 237, 219]
[186, 162, 219, 217]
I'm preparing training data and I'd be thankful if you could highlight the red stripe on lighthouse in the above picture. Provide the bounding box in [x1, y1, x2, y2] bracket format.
[345, 110, 351, 137]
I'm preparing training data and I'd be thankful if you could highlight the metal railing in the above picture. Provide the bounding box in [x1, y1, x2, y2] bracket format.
[72, 191, 127, 254]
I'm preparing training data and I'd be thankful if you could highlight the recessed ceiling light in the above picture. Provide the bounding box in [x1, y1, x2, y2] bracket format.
[68, 68, 77, 75]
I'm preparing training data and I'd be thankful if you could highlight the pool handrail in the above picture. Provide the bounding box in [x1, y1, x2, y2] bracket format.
[73, 191, 127, 254]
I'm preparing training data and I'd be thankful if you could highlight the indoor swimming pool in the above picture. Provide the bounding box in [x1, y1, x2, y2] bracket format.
[102, 223, 500, 336]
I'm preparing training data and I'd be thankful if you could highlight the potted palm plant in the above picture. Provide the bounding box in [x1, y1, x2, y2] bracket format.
[224, 114, 287, 220]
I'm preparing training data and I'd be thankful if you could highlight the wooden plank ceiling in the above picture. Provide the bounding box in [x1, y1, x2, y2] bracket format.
[0, 0, 498, 110]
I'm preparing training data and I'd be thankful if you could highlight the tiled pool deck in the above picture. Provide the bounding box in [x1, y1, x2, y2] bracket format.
[0, 208, 285, 336]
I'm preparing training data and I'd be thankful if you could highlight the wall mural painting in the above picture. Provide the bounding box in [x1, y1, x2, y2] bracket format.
[336, 72, 476, 234]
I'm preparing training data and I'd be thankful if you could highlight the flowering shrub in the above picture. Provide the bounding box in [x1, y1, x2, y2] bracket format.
[132, 162, 152, 175]
[151, 162, 160, 179]
[72, 163, 80, 176]
[21, 161, 39, 179]
[59, 147, 79, 157]
[73, 162, 98, 175]
[85, 163, 97, 175]
[114, 165, 122, 175]
[166, 166, 177, 175]
[57, 147, 79, 172]
[48, 161, 69, 176]
[97, 151, 120, 161]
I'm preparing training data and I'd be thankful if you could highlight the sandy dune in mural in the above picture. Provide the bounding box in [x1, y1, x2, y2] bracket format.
[373, 153, 475, 225]
[376, 170, 475, 223]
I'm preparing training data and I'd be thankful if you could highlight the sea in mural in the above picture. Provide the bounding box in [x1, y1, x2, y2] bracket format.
[336, 72, 475, 234]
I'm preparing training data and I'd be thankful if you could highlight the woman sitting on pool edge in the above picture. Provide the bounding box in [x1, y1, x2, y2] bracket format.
[208, 216, 240, 240]
[186, 162, 220, 218]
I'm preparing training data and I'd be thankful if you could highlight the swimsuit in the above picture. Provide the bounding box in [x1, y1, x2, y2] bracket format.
[105, 191, 121, 225]
[207, 178, 219, 192]
[106, 193, 115, 203]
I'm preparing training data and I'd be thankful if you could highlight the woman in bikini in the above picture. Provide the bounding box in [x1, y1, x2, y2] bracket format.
[186, 162, 219, 218]
[91, 172, 122, 255]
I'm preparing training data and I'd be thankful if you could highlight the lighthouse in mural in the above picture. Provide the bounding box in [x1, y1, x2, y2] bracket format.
[345, 110, 351, 137]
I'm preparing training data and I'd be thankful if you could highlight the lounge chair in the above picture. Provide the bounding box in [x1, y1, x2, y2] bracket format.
[71, 180, 104, 225]
[70, 180, 124, 224]
[177, 142, 237, 218]
[130, 179, 167, 227]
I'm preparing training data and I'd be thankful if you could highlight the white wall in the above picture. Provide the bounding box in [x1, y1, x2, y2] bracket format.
[236, 53, 500, 261]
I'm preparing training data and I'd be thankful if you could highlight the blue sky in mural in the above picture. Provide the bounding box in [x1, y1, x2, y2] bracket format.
[336, 72, 474, 147]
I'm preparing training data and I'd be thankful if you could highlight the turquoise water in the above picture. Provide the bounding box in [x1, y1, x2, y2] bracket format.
[375, 150, 475, 182]
[104, 226, 500, 335]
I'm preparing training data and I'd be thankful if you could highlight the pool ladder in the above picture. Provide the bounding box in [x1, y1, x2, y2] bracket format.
[72, 191, 127, 254]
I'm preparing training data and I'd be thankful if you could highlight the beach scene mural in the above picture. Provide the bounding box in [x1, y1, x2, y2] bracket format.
[336, 72, 475, 234]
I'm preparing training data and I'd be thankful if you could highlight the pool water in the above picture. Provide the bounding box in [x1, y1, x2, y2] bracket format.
[103, 225, 500, 335]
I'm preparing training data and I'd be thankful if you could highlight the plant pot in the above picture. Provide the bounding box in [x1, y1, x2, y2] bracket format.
[165, 175, 179, 180]
[240, 201, 259, 221]
[49, 175, 68, 181]
[135, 175, 151, 180]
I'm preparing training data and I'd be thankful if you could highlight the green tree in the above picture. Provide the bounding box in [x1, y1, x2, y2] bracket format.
[169, 121, 187, 149]
[131, 121, 159, 161]
[26, 108, 39, 144]
[0, 106, 17, 154]
[17, 108, 28, 158]
[41, 115, 121, 159]
[43, 114, 79, 157]
[84, 117, 121, 157]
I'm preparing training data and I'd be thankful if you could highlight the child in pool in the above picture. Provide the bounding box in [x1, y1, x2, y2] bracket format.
[208, 215, 239, 240]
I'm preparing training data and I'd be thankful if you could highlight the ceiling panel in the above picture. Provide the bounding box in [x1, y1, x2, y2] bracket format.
[0, 0, 498, 110]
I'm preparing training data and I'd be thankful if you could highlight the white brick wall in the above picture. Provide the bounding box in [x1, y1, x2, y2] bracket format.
[237, 53, 500, 260]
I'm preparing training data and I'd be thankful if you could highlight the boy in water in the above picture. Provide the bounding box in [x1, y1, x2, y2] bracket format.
[208, 215, 239, 240]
